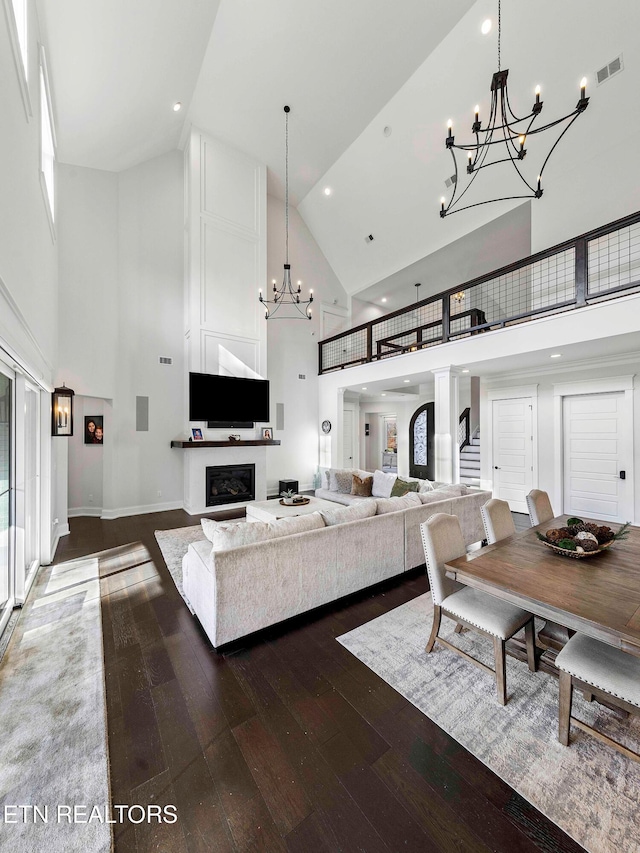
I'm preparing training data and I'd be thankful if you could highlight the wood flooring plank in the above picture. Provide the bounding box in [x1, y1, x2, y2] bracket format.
[116, 644, 168, 791]
[164, 631, 229, 748]
[130, 769, 188, 853]
[372, 748, 496, 853]
[321, 730, 439, 852]
[205, 728, 286, 852]
[284, 810, 341, 853]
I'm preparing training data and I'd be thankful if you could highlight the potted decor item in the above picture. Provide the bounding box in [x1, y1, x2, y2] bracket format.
[280, 488, 297, 505]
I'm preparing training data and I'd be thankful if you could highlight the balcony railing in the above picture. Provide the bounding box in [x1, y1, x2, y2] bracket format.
[319, 210, 640, 374]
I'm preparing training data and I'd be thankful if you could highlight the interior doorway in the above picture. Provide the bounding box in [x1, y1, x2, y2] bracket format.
[409, 403, 434, 480]
[562, 392, 632, 523]
[491, 397, 534, 513]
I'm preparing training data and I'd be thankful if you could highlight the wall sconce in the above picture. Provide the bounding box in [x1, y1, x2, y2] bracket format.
[52, 384, 74, 436]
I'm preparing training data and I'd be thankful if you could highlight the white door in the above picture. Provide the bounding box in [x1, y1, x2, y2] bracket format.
[563, 393, 631, 522]
[492, 398, 533, 513]
[343, 409, 354, 468]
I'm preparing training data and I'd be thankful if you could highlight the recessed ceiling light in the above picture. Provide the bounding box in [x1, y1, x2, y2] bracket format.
[381, 393, 387, 397]
[462, 369, 470, 373]
[361, 387, 367, 391]
[403, 379, 410, 383]
[173, 102, 182, 112]
[323, 187, 332, 196]
[481, 18, 492, 34]
[383, 126, 392, 137]
[550, 353, 562, 358]
[381, 297, 387, 303]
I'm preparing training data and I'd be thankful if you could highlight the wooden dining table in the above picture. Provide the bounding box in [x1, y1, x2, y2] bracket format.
[445, 516, 640, 673]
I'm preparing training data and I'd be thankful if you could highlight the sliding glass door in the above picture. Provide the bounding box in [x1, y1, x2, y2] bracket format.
[23, 382, 40, 586]
[0, 364, 13, 628]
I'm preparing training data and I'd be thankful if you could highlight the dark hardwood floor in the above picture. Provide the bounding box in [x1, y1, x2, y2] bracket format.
[54, 510, 584, 853]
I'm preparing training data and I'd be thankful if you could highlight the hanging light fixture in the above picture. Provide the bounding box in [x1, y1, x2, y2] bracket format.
[260, 106, 314, 319]
[440, 0, 589, 218]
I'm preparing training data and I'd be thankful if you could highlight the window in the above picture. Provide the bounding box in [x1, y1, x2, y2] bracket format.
[39, 50, 56, 228]
[11, 0, 27, 76]
[3, 0, 31, 116]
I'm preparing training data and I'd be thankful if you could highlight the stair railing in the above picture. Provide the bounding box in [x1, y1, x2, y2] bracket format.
[458, 408, 471, 451]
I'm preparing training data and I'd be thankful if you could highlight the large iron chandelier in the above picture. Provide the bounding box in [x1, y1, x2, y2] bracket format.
[440, 0, 589, 218]
[260, 106, 314, 319]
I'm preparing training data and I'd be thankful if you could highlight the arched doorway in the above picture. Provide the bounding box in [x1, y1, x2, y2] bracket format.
[409, 403, 435, 480]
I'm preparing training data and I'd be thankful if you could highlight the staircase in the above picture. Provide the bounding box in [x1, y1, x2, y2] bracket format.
[460, 431, 481, 487]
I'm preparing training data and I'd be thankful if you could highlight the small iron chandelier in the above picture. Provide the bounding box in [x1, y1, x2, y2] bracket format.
[260, 106, 314, 319]
[440, 0, 589, 218]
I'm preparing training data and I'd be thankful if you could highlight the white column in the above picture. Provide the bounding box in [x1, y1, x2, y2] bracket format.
[431, 366, 462, 484]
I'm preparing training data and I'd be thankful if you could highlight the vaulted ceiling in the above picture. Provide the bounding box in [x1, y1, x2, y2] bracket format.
[36, 0, 475, 199]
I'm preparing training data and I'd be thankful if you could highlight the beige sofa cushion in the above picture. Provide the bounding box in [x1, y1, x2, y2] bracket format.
[319, 499, 377, 527]
[202, 511, 325, 551]
[375, 493, 422, 514]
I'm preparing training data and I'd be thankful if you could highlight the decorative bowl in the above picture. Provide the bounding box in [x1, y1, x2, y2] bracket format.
[540, 539, 614, 559]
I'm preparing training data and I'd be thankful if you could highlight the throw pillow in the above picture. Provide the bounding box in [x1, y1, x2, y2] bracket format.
[372, 469, 397, 498]
[320, 500, 376, 527]
[201, 517, 219, 542]
[210, 512, 325, 551]
[390, 477, 419, 497]
[375, 493, 422, 514]
[334, 470, 354, 493]
[351, 474, 373, 496]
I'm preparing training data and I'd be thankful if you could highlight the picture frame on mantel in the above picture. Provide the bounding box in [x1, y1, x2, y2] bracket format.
[191, 427, 204, 441]
[261, 427, 273, 440]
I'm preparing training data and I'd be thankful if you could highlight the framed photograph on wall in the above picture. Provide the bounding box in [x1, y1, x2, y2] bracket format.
[261, 427, 273, 440]
[191, 427, 204, 441]
[85, 415, 104, 445]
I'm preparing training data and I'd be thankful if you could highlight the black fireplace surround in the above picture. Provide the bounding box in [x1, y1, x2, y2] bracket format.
[206, 464, 255, 507]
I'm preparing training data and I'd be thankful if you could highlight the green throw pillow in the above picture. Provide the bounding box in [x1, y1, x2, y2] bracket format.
[390, 477, 419, 497]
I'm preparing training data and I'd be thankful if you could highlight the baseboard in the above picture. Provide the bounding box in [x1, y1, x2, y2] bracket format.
[68, 507, 103, 518]
[49, 521, 70, 563]
[100, 500, 183, 520]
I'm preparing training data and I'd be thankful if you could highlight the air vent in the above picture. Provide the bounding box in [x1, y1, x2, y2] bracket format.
[596, 54, 623, 86]
[298, 374, 306, 380]
[159, 356, 172, 365]
[444, 173, 457, 189]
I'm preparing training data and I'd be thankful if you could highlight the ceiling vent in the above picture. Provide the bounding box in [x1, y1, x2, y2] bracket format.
[158, 356, 173, 365]
[298, 373, 306, 380]
[444, 173, 457, 189]
[596, 54, 623, 86]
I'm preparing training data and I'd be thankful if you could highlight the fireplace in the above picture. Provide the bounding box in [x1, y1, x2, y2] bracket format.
[206, 464, 255, 507]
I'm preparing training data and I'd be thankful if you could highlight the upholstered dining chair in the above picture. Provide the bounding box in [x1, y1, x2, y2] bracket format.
[420, 513, 537, 705]
[556, 633, 640, 763]
[481, 498, 516, 544]
[526, 489, 554, 527]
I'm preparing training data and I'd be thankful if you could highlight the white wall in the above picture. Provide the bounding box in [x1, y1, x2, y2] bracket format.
[67, 396, 104, 516]
[266, 195, 349, 493]
[57, 165, 119, 398]
[58, 151, 185, 518]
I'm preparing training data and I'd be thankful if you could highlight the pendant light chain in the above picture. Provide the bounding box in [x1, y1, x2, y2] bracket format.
[285, 106, 289, 265]
[497, 0, 501, 72]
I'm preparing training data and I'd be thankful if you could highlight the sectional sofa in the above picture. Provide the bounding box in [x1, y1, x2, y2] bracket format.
[182, 472, 491, 648]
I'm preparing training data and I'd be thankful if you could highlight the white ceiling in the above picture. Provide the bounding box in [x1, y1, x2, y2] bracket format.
[37, 0, 222, 172]
[37, 0, 475, 194]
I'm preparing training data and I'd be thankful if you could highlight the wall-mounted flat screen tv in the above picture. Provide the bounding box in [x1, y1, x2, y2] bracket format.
[189, 373, 270, 424]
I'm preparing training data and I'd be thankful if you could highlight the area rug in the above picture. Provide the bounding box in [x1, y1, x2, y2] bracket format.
[337, 593, 640, 853]
[0, 557, 111, 852]
[154, 525, 206, 605]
